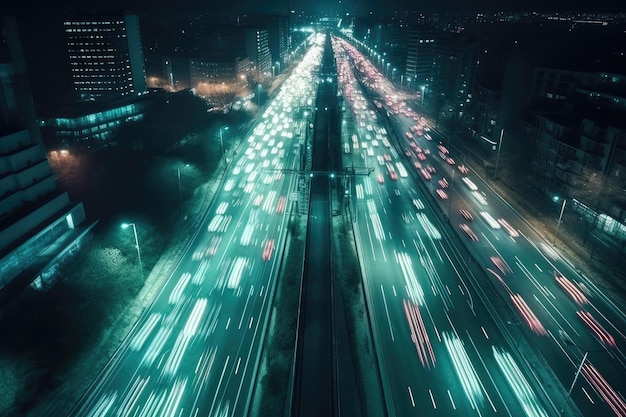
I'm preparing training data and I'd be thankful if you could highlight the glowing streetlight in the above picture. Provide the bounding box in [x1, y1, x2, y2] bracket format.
[121, 222, 143, 278]
[219, 126, 229, 159]
[420, 85, 426, 108]
[558, 330, 604, 417]
[177, 164, 190, 217]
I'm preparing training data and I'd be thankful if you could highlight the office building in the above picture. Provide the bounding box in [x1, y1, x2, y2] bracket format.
[64, 12, 147, 101]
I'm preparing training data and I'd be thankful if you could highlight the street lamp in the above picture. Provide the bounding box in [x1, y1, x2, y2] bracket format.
[420, 85, 426, 108]
[219, 126, 229, 159]
[177, 164, 190, 217]
[121, 222, 143, 278]
[553, 197, 567, 245]
[494, 128, 504, 180]
[558, 330, 603, 417]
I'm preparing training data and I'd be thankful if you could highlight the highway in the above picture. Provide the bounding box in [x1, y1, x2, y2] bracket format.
[68, 30, 626, 417]
[335, 34, 626, 417]
[69, 34, 325, 417]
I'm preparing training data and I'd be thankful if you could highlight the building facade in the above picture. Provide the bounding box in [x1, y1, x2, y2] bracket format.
[64, 12, 147, 101]
[0, 17, 92, 303]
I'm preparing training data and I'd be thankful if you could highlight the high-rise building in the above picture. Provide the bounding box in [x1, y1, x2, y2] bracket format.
[241, 14, 290, 69]
[64, 12, 147, 101]
[0, 17, 92, 303]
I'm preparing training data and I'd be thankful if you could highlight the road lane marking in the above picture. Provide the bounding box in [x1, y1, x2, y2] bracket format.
[428, 389, 437, 409]
[447, 390, 456, 410]
[380, 285, 395, 341]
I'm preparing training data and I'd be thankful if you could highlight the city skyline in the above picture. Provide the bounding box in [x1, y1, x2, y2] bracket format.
[2, 0, 625, 17]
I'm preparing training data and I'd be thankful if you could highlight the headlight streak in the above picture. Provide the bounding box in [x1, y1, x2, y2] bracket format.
[366, 198, 385, 241]
[510, 293, 547, 336]
[582, 362, 626, 417]
[403, 299, 436, 368]
[159, 377, 188, 417]
[130, 313, 161, 351]
[442, 332, 485, 410]
[412, 237, 452, 311]
[555, 273, 589, 306]
[140, 326, 172, 368]
[227, 257, 248, 289]
[85, 392, 117, 417]
[416, 212, 442, 240]
[356, 183, 364, 199]
[364, 176, 373, 195]
[262, 190, 277, 212]
[493, 347, 548, 417]
[192, 259, 210, 285]
[577, 310, 616, 347]
[161, 299, 207, 377]
[200, 303, 222, 341]
[168, 272, 191, 304]
[117, 375, 150, 417]
[395, 251, 425, 305]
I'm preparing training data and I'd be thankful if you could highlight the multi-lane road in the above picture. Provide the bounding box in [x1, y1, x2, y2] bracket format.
[335, 34, 626, 417]
[69, 30, 626, 417]
[69, 34, 325, 417]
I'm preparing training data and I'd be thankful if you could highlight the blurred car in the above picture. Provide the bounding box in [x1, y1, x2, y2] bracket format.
[262, 239, 275, 261]
[490, 256, 513, 275]
[389, 170, 398, 181]
[413, 161, 422, 169]
[412, 199, 425, 210]
[498, 218, 519, 237]
[459, 224, 478, 241]
[438, 178, 449, 188]
[459, 209, 474, 221]
[383, 154, 392, 162]
[436, 189, 448, 200]
[420, 169, 431, 180]
[426, 165, 436, 174]
[276, 196, 287, 213]
[446, 157, 456, 165]
[458, 165, 469, 174]
[417, 152, 426, 161]
[206, 236, 222, 256]
[404, 148, 413, 157]
[377, 173, 385, 183]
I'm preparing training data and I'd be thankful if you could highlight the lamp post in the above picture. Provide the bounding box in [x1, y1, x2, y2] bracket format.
[121, 222, 143, 278]
[219, 126, 229, 173]
[553, 197, 567, 245]
[494, 128, 504, 180]
[177, 164, 189, 217]
[420, 85, 426, 109]
[558, 331, 602, 417]
[219, 126, 229, 158]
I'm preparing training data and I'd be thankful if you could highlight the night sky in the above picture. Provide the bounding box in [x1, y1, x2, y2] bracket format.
[3, 0, 624, 17]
